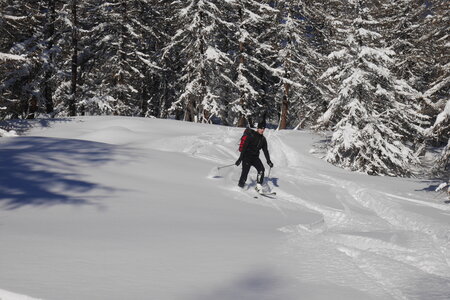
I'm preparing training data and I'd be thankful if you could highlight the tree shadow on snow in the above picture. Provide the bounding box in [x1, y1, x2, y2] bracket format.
[187, 267, 374, 300]
[0, 118, 74, 135]
[188, 269, 293, 300]
[0, 136, 118, 210]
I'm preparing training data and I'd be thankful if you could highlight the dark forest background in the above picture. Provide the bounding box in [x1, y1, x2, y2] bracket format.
[0, 0, 448, 176]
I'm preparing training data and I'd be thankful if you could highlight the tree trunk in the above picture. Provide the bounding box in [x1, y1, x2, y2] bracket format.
[27, 96, 38, 119]
[140, 84, 148, 117]
[117, 0, 128, 112]
[279, 81, 290, 129]
[237, 52, 247, 127]
[237, 4, 246, 128]
[184, 98, 195, 122]
[44, 0, 55, 114]
[279, 51, 291, 129]
[68, 0, 78, 116]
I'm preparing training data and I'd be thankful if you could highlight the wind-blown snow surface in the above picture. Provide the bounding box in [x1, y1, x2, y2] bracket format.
[0, 116, 449, 300]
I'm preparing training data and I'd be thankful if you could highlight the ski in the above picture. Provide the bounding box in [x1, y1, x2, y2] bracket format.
[255, 188, 276, 198]
[255, 186, 276, 196]
[238, 185, 276, 199]
[260, 192, 276, 198]
[258, 191, 276, 196]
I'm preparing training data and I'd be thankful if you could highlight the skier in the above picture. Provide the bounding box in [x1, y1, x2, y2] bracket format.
[235, 119, 273, 192]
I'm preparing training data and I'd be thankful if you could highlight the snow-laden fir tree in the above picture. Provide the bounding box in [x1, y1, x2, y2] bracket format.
[55, 0, 80, 116]
[387, 0, 432, 92]
[73, 0, 160, 116]
[266, 0, 302, 129]
[420, 0, 449, 176]
[0, 0, 27, 118]
[418, 0, 449, 105]
[49, 0, 100, 116]
[0, 54, 29, 119]
[386, 0, 445, 121]
[425, 100, 450, 175]
[162, 0, 236, 123]
[0, 0, 61, 119]
[268, 0, 327, 129]
[135, 1, 167, 118]
[228, 0, 278, 127]
[387, 0, 449, 173]
[420, 0, 449, 137]
[317, 0, 424, 176]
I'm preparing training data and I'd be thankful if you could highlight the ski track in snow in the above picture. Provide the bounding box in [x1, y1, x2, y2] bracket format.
[174, 124, 450, 299]
[216, 129, 450, 299]
[1, 117, 449, 300]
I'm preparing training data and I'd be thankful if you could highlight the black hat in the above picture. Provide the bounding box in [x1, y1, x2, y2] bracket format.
[257, 119, 266, 129]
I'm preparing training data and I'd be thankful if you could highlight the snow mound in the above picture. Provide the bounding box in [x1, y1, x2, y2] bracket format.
[0, 128, 18, 137]
[0, 116, 449, 300]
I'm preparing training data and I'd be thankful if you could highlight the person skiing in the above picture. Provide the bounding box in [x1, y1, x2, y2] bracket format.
[235, 119, 273, 192]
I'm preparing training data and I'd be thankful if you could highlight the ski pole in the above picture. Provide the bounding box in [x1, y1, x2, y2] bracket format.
[217, 163, 235, 170]
[265, 167, 272, 186]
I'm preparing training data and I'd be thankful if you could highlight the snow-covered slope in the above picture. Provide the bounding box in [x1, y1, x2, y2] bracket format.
[0, 116, 449, 300]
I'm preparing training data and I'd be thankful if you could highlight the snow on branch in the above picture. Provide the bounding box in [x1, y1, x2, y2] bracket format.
[0, 53, 28, 62]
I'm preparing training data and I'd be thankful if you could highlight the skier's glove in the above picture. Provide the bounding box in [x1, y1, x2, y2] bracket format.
[267, 161, 274, 168]
[235, 158, 242, 166]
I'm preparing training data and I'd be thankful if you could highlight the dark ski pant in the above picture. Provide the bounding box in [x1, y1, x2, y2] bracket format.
[239, 157, 265, 186]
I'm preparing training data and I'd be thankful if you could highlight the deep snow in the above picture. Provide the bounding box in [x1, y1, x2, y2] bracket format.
[0, 116, 449, 300]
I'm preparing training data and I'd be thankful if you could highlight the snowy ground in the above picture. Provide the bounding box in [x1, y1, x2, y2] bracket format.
[0, 116, 449, 300]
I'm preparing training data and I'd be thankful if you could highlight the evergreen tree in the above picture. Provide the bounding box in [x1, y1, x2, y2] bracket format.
[69, 0, 157, 116]
[162, 0, 236, 123]
[0, 0, 62, 119]
[317, 0, 423, 176]
[228, 0, 278, 127]
[268, 0, 327, 129]
[53, 0, 86, 116]
[421, 0, 449, 141]
[388, 0, 449, 174]
[136, 0, 167, 118]
[388, 0, 430, 93]
[426, 100, 450, 175]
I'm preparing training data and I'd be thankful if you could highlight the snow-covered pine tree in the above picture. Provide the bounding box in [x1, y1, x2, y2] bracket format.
[73, 0, 156, 116]
[68, 0, 79, 116]
[267, 0, 298, 129]
[416, 0, 449, 109]
[0, 0, 26, 118]
[134, 0, 166, 118]
[41, 0, 58, 115]
[425, 0, 450, 175]
[317, 0, 423, 176]
[387, 0, 430, 92]
[420, 0, 449, 145]
[387, 0, 448, 173]
[267, 0, 326, 129]
[379, 0, 431, 150]
[162, 0, 236, 123]
[51, 0, 91, 116]
[229, 0, 278, 127]
[0, 0, 62, 119]
[0, 53, 29, 119]
[426, 100, 450, 175]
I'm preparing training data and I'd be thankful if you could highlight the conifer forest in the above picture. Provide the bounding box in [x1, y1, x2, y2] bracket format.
[0, 0, 448, 177]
